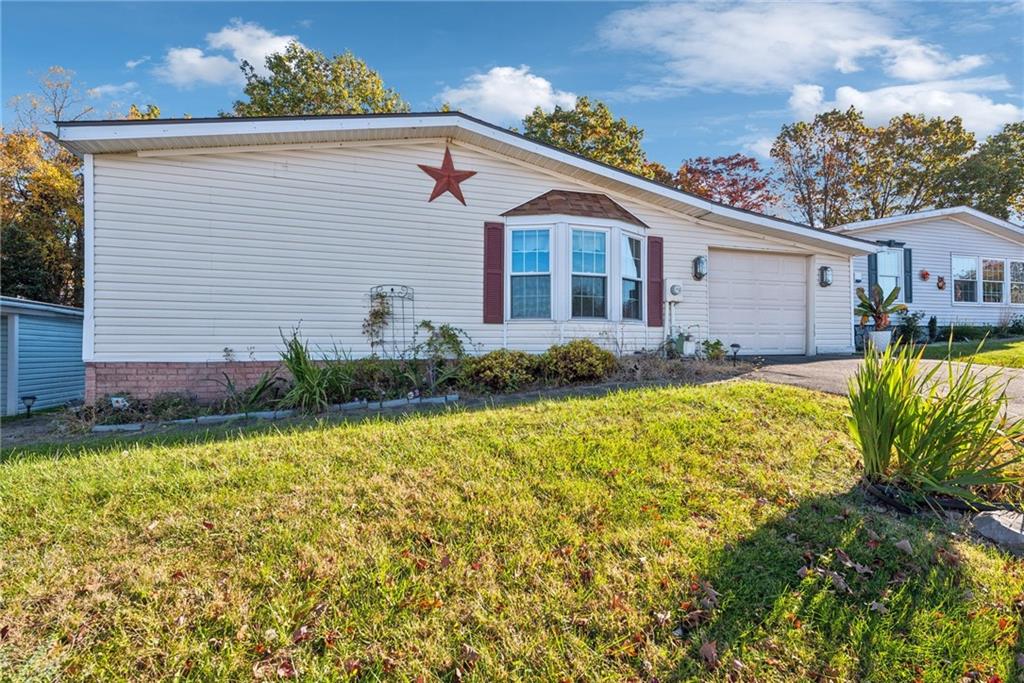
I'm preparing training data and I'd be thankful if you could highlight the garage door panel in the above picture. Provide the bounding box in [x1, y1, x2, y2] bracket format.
[708, 249, 807, 355]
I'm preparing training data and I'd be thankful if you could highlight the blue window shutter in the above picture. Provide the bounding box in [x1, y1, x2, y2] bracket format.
[903, 248, 913, 303]
[867, 253, 878, 292]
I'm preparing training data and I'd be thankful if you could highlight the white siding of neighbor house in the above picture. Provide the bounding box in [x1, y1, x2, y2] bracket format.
[850, 217, 1024, 326]
[91, 140, 856, 361]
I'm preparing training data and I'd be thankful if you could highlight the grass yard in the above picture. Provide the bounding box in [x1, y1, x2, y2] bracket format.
[1, 382, 1021, 681]
[921, 337, 1024, 368]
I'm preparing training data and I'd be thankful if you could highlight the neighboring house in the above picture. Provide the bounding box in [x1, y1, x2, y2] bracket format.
[836, 207, 1024, 330]
[54, 112, 874, 403]
[0, 297, 85, 416]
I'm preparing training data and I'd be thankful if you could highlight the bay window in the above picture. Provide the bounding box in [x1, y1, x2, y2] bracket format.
[505, 220, 645, 322]
[571, 229, 608, 318]
[510, 229, 551, 319]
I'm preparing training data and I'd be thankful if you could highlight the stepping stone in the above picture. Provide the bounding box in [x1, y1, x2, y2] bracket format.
[972, 511, 1024, 556]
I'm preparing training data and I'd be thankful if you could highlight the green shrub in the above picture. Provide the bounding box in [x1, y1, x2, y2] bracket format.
[350, 357, 408, 400]
[279, 328, 331, 413]
[701, 339, 726, 361]
[541, 339, 616, 385]
[927, 315, 938, 342]
[464, 349, 539, 392]
[149, 392, 204, 421]
[894, 311, 925, 344]
[848, 342, 1024, 506]
[218, 370, 282, 414]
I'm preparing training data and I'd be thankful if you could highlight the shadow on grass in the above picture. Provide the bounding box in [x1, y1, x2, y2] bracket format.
[674, 488, 1018, 681]
[0, 374, 748, 465]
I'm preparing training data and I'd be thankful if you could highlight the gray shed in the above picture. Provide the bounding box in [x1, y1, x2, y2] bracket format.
[1, 296, 85, 416]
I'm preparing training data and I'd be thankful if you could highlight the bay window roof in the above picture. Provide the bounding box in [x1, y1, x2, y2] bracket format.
[502, 190, 649, 229]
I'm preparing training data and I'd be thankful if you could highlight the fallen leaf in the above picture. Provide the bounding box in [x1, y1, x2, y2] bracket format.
[460, 644, 480, 667]
[344, 659, 360, 675]
[201, 520, 214, 530]
[291, 625, 311, 644]
[785, 533, 797, 543]
[824, 570, 852, 594]
[936, 547, 962, 567]
[869, 601, 889, 614]
[145, 520, 159, 532]
[836, 549, 873, 575]
[680, 609, 710, 630]
[438, 554, 452, 570]
[866, 529, 881, 542]
[276, 658, 297, 679]
[894, 539, 913, 555]
[699, 640, 719, 670]
[654, 611, 672, 628]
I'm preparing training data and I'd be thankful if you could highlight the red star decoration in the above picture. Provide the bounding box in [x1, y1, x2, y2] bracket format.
[418, 146, 477, 205]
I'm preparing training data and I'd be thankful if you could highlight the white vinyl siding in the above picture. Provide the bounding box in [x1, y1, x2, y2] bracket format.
[91, 140, 857, 359]
[851, 217, 1024, 326]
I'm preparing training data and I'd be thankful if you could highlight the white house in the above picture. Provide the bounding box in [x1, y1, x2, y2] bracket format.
[54, 112, 874, 403]
[836, 207, 1024, 329]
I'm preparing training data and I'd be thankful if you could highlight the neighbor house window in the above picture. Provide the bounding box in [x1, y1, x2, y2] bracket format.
[1012, 261, 1024, 305]
[953, 256, 978, 303]
[510, 229, 551, 318]
[982, 258, 1005, 303]
[571, 229, 607, 318]
[876, 248, 902, 300]
[621, 234, 643, 320]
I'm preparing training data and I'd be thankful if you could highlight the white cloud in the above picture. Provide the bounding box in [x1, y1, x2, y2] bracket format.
[599, 3, 990, 93]
[438, 65, 576, 123]
[154, 19, 299, 88]
[125, 56, 150, 70]
[87, 81, 140, 98]
[789, 77, 1024, 136]
[744, 136, 776, 159]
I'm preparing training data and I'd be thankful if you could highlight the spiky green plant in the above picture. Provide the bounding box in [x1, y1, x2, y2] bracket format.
[849, 341, 1024, 506]
[279, 328, 330, 413]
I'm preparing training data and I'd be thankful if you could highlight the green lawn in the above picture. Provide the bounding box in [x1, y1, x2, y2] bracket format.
[921, 337, 1024, 368]
[1, 382, 1020, 681]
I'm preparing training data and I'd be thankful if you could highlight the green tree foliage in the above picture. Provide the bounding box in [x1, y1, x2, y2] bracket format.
[772, 109, 979, 228]
[945, 121, 1024, 221]
[230, 43, 409, 117]
[771, 108, 865, 228]
[521, 97, 660, 179]
[2, 68, 90, 306]
[855, 113, 975, 220]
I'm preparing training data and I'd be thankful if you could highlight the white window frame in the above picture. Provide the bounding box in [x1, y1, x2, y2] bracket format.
[507, 227, 553, 320]
[503, 215, 646, 324]
[875, 246, 904, 303]
[950, 255, 1024, 306]
[1010, 260, 1024, 305]
[570, 226, 611, 320]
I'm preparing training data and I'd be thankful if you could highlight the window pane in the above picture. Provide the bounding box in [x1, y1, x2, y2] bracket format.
[878, 275, 900, 300]
[511, 229, 549, 274]
[952, 256, 977, 281]
[1013, 283, 1024, 305]
[983, 281, 1004, 303]
[572, 275, 607, 318]
[622, 279, 642, 320]
[982, 259, 1004, 282]
[572, 230, 606, 274]
[1012, 261, 1024, 284]
[954, 279, 977, 303]
[877, 249, 902, 277]
[511, 275, 551, 318]
[621, 235, 642, 280]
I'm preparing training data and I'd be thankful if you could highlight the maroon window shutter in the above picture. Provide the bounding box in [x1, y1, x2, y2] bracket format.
[483, 222, 504, 324]
[647, 236, 664, 327]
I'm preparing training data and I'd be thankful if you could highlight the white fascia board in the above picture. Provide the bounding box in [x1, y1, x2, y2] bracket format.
[83, 153, 95, 361]
[837, 206, 1024, 237]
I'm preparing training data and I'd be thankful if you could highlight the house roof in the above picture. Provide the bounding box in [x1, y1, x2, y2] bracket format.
[53, 111, 876, 256]
[502, 190, 649, 228]
[0, 296, 83, 317]
[835, 206, 1024, 244]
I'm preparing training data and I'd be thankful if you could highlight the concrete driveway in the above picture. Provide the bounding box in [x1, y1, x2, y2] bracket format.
[748, 354, 1024, 419]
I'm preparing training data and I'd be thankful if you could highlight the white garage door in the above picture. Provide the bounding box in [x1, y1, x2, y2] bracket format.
[708, 250, 807, 355]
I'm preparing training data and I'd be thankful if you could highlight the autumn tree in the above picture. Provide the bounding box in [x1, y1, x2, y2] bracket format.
[853, 114, 975, 220]
[127, 104, 161, 119]
[521, 97, 661, 179]
[770, 108, 866, 228]
[945, 121, 1024, 220]
[230, 43, 409, 117]
[2, 67, 90, 305]
[674, 154, 778, 213]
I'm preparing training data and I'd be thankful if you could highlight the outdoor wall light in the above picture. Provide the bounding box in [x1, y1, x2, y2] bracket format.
[818, 265, 834, 287]
[21, 395, 36, 418]
[730, 343, 741, 366]
[692, 255, 708, 280]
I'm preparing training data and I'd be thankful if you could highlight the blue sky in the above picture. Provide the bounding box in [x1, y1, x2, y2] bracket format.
[3, 1, 1022, 166]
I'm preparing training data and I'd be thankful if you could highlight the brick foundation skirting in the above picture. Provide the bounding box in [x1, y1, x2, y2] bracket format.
[86, 361, 286, 405]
